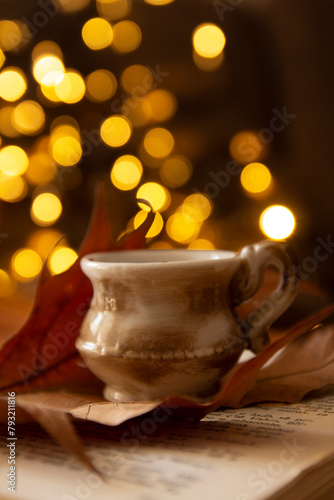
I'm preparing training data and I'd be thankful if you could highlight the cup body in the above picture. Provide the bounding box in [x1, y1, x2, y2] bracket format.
[76, 249, 245, 402]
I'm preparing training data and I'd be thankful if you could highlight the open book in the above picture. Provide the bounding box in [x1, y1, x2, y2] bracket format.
[1, 390, 334, 500]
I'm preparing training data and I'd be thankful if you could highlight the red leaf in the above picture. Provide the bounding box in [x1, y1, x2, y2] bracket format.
[0, 184, 154, 393]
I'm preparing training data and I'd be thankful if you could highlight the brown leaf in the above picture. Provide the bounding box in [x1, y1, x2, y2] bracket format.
[236, 324, 334, 406]
[0, 184, 154, 394]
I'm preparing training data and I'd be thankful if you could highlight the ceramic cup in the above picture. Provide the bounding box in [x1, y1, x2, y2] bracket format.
[76, 240, 299, 402]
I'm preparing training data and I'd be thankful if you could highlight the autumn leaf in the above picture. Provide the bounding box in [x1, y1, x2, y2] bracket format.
[0, 185, 154, 394]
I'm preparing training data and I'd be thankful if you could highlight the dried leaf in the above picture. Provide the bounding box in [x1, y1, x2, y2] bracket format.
[236, 324, 334, 406]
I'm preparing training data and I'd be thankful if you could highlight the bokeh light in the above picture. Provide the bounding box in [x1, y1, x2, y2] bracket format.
[50, 123, 82, 166]
[32, 41, 63, 62]
[160, 155, 192, 187]
[86, 69, 117, 102]
[121, 64, 153, 94]
[0, 67, 26, 101]
[25, 152, 57, 185]
[0, 269, 16, 297]
[0, 173, 27, 202]
[12, 100, 45, 135]
[48, 247, 78, 275]
[33, 55, 65, 87]
[0, 48, 5, 68]
[145, 0, 175, 4]
[188, 239, 215, 250]
[100, 115, 132, 147]
[144, 89, 177, 122]
[0, 146, 29, 176]
[229, 130, 264, 164]
[82, 18, 113, 50]
[31, 192, 63, 226]
[192, 24, 226, 58]
[0, 21, 23, 52]
[193, 51, 224, 72]
[111, 21, 142, 53]
[240, 162, 272, 194]
[137, 182, 170, 211]
[27, 229, 63, 259]
[166, 212, 200, 243]
[0, 107, 20, 137]
[260, 205, 295, 240]
[11, 248, 43, 281]
[56, 0, 90, 13]
[111, 155, 143, 190]
[54, 70, 86, 103]
[143, 127, 174, 158]
[134, 210, 164, 238]
[182, 193, 212, 222]
[96, 0, 132, 20]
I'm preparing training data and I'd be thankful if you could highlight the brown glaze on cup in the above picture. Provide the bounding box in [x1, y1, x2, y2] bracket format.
[76, 242, 299, 402]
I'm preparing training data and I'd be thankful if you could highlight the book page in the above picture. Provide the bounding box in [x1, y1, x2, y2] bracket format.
[1, 392, 334, 500]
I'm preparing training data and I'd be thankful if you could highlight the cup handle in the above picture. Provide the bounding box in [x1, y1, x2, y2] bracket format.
[229, 240, 300, 353]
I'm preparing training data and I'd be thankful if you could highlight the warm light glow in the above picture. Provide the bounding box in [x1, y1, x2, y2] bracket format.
[40, 83, 62, 103]
[260, 205, 295, 240]
[137, 182, 170, 211]
[166, 213, 200, 243]
[50, 124, 82, 166]
[31, 193, 62, 226]
[188, 239, 215, 250]
[229, 130, 264, 164]
[121, 65, 153, 94]
[0, 173, 27, 202]
[25, 152, 57, 185]
[0, 48, 5, 68]
[11, 248, 43, 281]
[97, 0, 132, 20]
[33, 56, 65, 87]
[134, 211, 164, 238]
[51, 136, 82, 166]
[54, 70, 86, 103]
[82, 18, 113, 50]
[160, 155, 192, 187]
[0, 106, 20, 137]
[112, 21, 142, 53]
[12, 100, 45, 135]
[48, 247, 78, 275]
[182, 194, 212, 222]
[193, 51, 224, 71]
[100, 115, 132, 147]
[241, 163, 272, 194]
[192, 24, 226, 58]
[149, 241, 173, 249]
[0, 68, 26, 101]
[32, 41, 63, 62]
[111, 155, 143, 190]
[0, 20, 23, 51]
[144, 90, 177, 122]
[0, 146, 28, 176]
[57, 0, 90, 12]
[145, 0, 175, 4]
[0, 269, 16, 297]
[86, 69, 117, 102]
[143, 127, 174, 158]
[122, 98, 151, 127]
[27, 229, 63, 258]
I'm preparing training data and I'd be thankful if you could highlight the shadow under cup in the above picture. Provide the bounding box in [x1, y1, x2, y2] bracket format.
[76, 245, 299, 402]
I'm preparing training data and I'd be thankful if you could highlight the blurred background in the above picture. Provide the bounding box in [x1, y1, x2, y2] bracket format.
[0, 0, 334, 303]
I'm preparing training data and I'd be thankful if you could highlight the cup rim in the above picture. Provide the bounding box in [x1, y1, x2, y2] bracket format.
[81, 249, 236, 267]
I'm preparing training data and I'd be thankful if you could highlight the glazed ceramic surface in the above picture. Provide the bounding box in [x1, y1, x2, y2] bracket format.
[76, 241, 299, 402]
